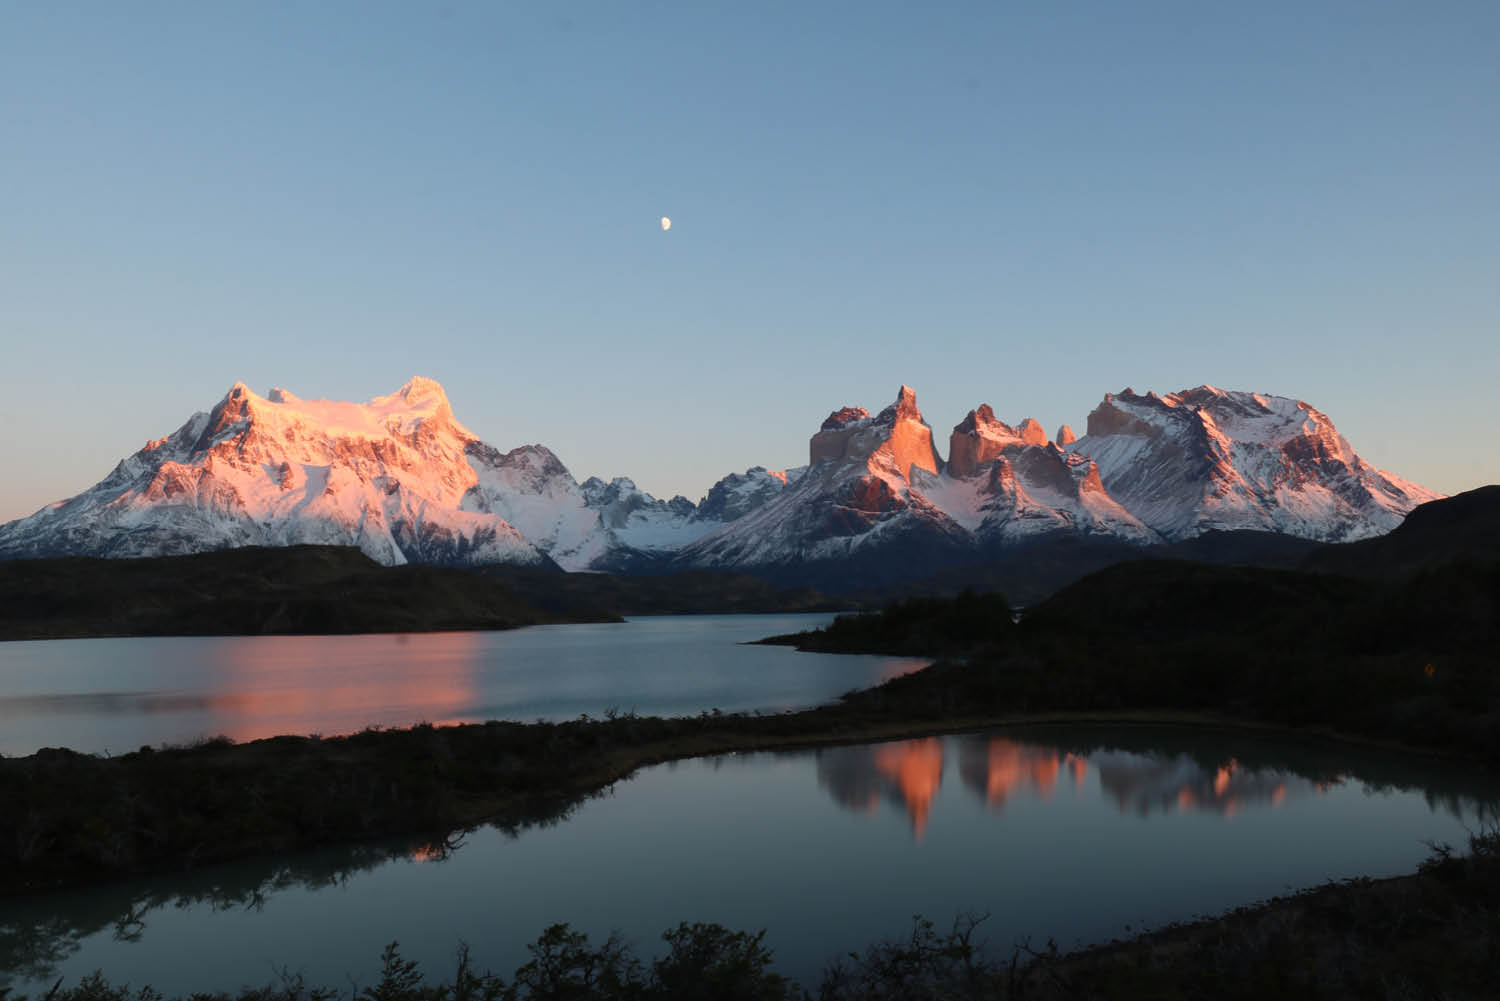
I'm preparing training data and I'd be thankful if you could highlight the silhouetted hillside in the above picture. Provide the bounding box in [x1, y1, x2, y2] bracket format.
[777, 531, 1500, 758]
[0, 546, 614, 640]
[477, 565, 846, 617]
[840, 530, 1327, 607]
[1304, 485, 1500, 580]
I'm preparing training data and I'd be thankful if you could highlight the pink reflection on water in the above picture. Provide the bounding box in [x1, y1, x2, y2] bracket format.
[871, 739, 945, 840]
[201, 632, 484, 743]
[821, 734, 1332, 838]
[958, 738, 1070, 811]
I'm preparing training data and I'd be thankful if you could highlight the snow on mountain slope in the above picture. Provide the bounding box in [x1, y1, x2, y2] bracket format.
[0, 378, 552, 567]
[462, 443, 613, 570]
[681, 387, 1161, 576]
[0, 375, 817, 571]
[578, 476, 705, 555]
[572, 466, 797, 558]
[694, 466, 796, 523]
[940, 405, 1156, 543]
[924, 447, 1156, 545]
[0, 377, 1441, 577]
[1068, 386, 1443, 542]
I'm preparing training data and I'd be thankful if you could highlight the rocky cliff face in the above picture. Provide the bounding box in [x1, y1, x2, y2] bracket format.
[947, 405, 1046, 478]
[809, 385, 941, 482]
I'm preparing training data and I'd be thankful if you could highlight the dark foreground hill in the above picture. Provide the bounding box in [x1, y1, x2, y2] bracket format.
[767, 486, 1500, 759]
[1303, 484, 1500, 579]
[0, 545, 848, 640]
[477, 565, 845, 617]
[0, 546, 616, 640]
[844, 528, 1327, 606]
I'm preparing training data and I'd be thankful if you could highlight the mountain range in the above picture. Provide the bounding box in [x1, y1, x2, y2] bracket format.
[0, 377, 1441, 587]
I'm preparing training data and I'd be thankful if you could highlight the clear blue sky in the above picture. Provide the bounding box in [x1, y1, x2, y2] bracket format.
[2, 1, 1496, 521]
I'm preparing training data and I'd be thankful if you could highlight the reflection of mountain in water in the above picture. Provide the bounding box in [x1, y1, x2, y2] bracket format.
[817, 728, 1500, 838]
[1091, 751, 1323, 817]
[958, 737, 1088, 809]
[818, 739, 945, 838]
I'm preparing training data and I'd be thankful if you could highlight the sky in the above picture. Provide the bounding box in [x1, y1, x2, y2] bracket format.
[2, 1, 1496, 522]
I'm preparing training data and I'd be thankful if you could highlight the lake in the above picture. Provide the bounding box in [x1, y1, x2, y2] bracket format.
[3, 724, 1495, 994]
[0, 614, 926, 756]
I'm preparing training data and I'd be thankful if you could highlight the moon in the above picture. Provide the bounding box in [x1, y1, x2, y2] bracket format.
[660, 216, 672, 232]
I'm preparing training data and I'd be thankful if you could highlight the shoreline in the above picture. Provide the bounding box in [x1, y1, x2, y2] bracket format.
[3, 703, 1488, 900]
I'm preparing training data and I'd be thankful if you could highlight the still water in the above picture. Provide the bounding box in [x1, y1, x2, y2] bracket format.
[0, 615, 926, 756]
[3, 726, 1495, 993]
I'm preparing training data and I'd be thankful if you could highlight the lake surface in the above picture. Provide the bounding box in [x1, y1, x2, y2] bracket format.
[0, 615, 926, 756]
[3, 725, 1495, 994]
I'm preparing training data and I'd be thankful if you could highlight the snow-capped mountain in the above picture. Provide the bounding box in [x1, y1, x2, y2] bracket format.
[460, 442, 612, 569]
[0, 378, 559, 567]
[0, 377, 791, 571]
[0, 377, 1441, 581]
[578, 476, 709, 559]
[1068, 386, 1442, 542]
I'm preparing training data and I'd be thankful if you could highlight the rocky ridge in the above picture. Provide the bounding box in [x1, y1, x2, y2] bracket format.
[0, 378, 1442, 581]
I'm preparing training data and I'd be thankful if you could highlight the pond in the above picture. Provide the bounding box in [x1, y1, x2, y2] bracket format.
[2, 724, 1493, 994]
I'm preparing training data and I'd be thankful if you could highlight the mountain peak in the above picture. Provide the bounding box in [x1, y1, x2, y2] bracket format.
[953, 404, 1001, 435]
[809, 385, 939, 481]
[396, 375, 446, 398]
[875, 384, 925, 426]
[1016, 418, 1048, 446]
[199, 381, 265, 440]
